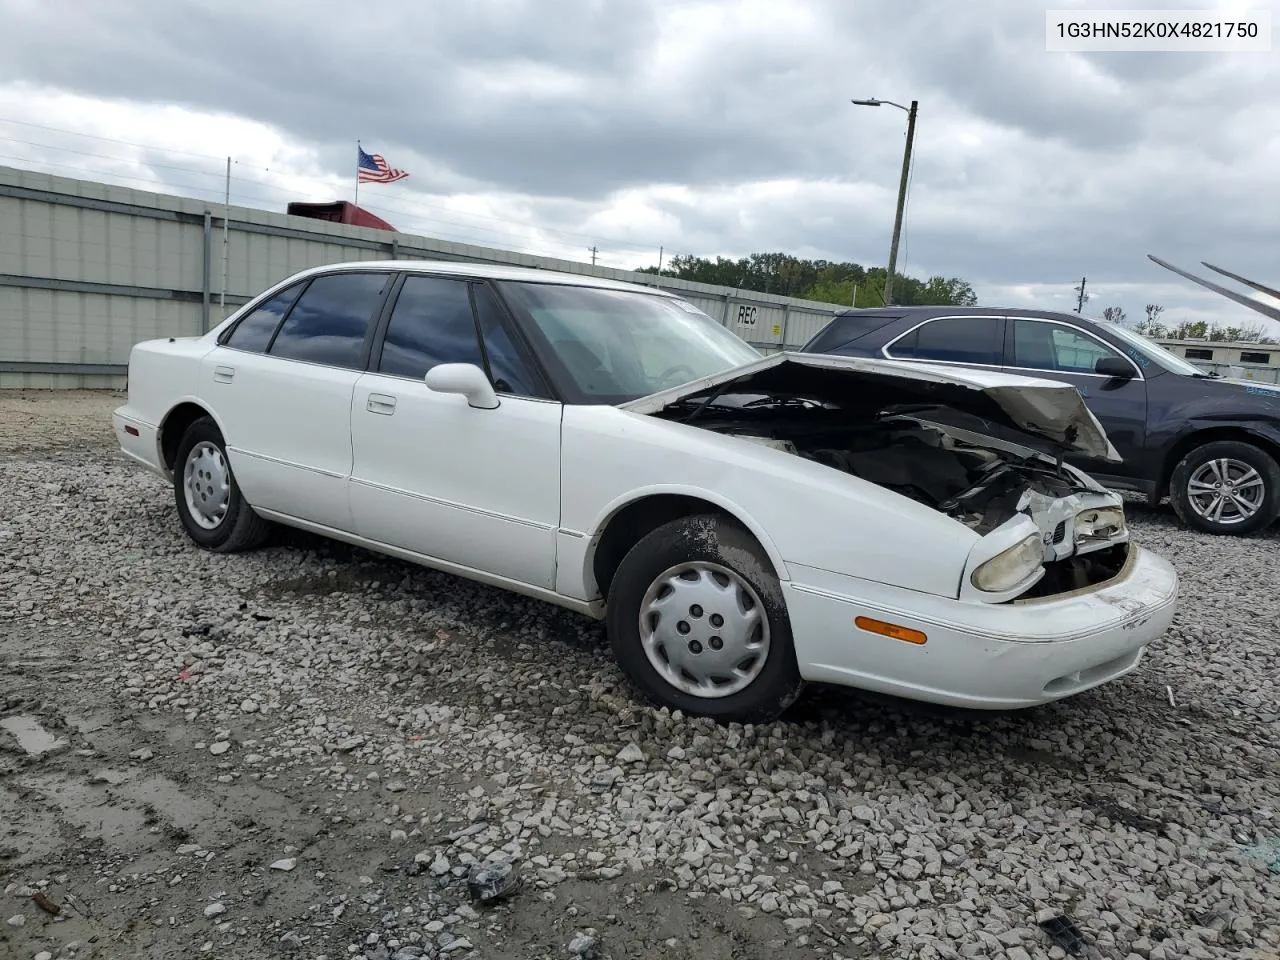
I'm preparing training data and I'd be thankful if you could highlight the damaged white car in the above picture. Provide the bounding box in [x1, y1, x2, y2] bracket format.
[112, 262, 1179, 722]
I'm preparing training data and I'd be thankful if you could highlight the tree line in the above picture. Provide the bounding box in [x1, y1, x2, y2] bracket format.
[635, 252, 978, 308]
[1100, 304, 1278, 343]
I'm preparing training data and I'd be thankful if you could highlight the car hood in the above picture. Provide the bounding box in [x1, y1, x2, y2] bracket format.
[621, 352, 1121, 462]
[1218, 377, 1280, 401]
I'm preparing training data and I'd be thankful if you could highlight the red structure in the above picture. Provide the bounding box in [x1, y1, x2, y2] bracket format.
[286, 201, 396, 232]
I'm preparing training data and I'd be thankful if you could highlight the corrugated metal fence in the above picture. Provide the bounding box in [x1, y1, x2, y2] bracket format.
[0, 165, 845, 389]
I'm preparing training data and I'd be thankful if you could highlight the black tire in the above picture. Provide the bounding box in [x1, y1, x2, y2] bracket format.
[1169, 439, 1280, 536]
[605, 514, 803, 723]
[172, 416, 273, 552]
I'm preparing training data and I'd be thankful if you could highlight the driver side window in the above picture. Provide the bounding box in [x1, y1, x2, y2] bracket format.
[1011, 319, 1127, 375]
[376, 276, 542, 397]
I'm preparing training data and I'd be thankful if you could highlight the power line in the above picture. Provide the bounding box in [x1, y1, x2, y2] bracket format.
[0, 118, 666, 253]
[0, 115, 237, 162]
[0, 152, 642, 266]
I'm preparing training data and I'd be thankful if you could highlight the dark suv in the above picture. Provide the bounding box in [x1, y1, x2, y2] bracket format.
[801, 307, 1280, 536]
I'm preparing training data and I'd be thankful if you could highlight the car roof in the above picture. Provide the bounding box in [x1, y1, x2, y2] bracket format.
[831, 305, 1099, 324]
[289, 260, 674, 297]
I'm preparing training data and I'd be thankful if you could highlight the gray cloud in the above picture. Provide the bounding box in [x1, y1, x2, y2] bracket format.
[1, 0, 1278, 330]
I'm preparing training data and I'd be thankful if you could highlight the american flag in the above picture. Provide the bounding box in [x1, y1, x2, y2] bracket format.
[357, 145, 409, 184]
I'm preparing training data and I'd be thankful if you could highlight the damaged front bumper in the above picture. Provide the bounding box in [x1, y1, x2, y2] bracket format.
[782, 544, 1179, 709]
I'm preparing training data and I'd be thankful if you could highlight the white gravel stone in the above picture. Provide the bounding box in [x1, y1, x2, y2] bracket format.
[3, 392, 1278, 960]
[269, 858, 297, 871]
[616, 743, 645, 764]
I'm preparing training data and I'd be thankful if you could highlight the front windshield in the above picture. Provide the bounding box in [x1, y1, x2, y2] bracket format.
[1105, 323, 1206, 376]
[498, 281, 761, 402]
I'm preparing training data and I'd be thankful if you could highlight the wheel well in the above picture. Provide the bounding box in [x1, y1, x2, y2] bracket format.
[159, 403, 214, 470]
[591, 494, 761, 599]
[1158, 427, 1280, 499]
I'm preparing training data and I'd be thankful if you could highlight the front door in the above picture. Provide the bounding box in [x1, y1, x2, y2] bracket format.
[1003, 316, 1149, 476]
[348, 275, 562, 590]
[200, 271, 394, 530]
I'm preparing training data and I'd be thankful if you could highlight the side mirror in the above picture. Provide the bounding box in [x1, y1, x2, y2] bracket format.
[424, 362, 500, 409]
[1094, 357, 1134, 380]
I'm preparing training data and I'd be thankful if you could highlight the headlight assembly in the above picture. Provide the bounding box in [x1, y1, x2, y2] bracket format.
[1076, 506, 1126, 542]
[970, 533, 1044, 592]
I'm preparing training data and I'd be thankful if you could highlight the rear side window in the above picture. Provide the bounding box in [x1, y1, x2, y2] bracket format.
[378, 276, 486, 378]
[224, 283, 304, 352]
[804, 313, 902, 353]
[888, 316, 1004, 365]
[267, 272, 390, 368]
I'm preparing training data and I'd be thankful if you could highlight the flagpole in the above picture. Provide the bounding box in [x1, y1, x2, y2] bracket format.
[354, 140, 360, 207]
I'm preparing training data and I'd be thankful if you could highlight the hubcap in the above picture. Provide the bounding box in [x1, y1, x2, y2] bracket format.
[638, 561, 770, 699]
[183, 441, 231, 530]
[1187, 457, 1265, 525]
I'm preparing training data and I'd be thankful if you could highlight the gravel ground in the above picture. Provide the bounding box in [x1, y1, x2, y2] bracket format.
[1, 388, 1278, 960]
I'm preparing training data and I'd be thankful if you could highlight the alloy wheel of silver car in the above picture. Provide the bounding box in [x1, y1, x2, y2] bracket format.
[183, 440, 231, 530]
[1185, 457, 1266, 525]
[637, 560, 771, 699]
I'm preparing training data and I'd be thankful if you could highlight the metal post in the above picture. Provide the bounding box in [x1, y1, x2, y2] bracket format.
[354, 140, 361, 207]
[780, 304, 791, 351]
[220, 157, 230, 312]
[390, 237, 399, 260]
[201, 211, 212, 333]
[884, 100, 917, 306]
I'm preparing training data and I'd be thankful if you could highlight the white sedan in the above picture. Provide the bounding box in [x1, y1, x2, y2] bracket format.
[112, 261, 1179, 722]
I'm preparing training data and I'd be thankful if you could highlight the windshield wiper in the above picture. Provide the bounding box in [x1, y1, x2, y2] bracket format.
[680, 383, 736, 424]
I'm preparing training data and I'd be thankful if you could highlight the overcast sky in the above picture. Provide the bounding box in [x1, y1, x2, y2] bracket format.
[2, 0, 1278, 332]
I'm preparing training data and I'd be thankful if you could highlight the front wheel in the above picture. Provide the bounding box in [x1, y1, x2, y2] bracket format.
[173, 416, 273, 552]
[605, 514, 803, 723]
[1169, 440, 1280, 536]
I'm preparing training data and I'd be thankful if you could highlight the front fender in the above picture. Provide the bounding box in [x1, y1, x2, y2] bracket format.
[560, 407, 979, 602]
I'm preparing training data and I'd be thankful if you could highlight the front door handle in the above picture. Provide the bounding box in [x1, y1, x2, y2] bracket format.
[367, 393, 397, 415]
[213, 365, 235, 384]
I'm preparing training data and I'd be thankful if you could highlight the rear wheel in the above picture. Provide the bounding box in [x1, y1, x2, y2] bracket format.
[605, 514, 803, 723]
[1169, 440, 1280, 536]
[173, 416, 272, 552]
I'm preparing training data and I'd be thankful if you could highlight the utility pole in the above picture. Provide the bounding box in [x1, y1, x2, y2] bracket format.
[850, 97, 917, 306]
[1074, 276, 1088, 313]
[589, 245, 598, 266]
[884, 100, 917, 306]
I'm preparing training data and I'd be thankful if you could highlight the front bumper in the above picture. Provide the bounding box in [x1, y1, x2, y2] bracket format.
[783, 544, 1179, 709]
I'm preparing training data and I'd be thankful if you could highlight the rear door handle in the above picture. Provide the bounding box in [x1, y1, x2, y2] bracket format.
[213, 365, 235, 384]
[367, 393, 397, 415]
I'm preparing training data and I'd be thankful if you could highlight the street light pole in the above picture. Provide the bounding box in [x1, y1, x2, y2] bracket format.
[851, 97, 918, 306]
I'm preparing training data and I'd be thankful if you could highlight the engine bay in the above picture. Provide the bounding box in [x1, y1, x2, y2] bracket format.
[683, 407, 1095, 536]
[654, 395, 1132, 596]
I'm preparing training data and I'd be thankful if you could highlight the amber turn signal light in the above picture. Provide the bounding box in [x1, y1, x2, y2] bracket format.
[855, 616, 927, 645]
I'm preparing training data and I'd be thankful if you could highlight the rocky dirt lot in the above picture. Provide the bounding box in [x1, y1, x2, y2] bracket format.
[1, 389, 1278, 960]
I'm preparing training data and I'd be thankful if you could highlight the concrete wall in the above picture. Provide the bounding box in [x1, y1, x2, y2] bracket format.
[0, 165, 844, 388]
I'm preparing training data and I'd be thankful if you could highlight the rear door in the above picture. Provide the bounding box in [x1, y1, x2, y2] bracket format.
[199, 270, 394, 530]
[879, 314, 1027, 439]
[1002, 317, 1148, 473]
[882, 314, 1007, 369]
